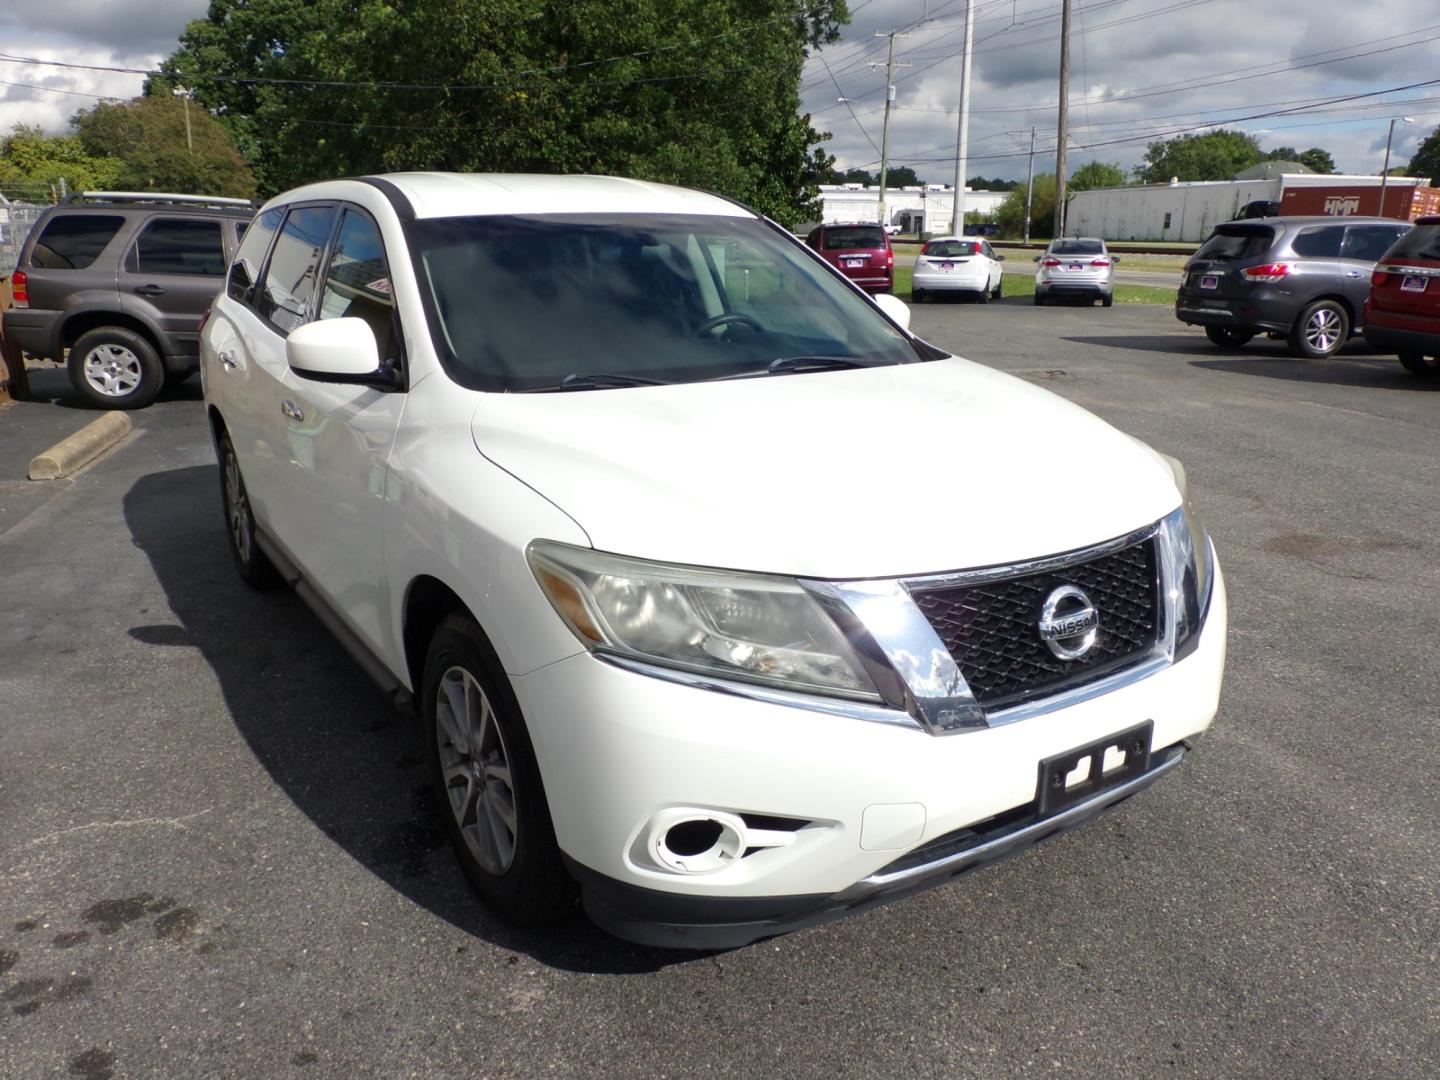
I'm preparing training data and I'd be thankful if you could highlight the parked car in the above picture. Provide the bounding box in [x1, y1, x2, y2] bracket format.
[1237, 200, 1281, 220]
[204, 172, 1226, 949]
[804, 222, 894, 292]
[1363, 214, 1440, 378]
[1176, 216, 1410, 358]
[1033, 238, 1118, 306]
[1, 191, 254, 408]
[911, 236, 1005, 303]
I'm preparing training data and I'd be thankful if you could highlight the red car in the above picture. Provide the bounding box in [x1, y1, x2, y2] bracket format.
[805, 222, 894, 293]
[1364, 215, 1440, 378]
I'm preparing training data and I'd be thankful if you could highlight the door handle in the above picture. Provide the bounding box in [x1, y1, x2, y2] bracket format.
[1345, 271, 1362, 278]
[218, 349, 238, 369]
[281, 399, 305, 422]
[133, 284, 166, 296]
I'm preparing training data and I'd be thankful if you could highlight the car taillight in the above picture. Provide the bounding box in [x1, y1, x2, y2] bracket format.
[9, 269, 28, 308]
[887, 251, 894, 268]
[1240, 262, 1291, 282]
[920, 242, 932, 255]
[1371, 269, 1389, 286]
[1042, 258, 1061, 268]
[198, 307, 212, 334]
[1090, 258, 1111, 267]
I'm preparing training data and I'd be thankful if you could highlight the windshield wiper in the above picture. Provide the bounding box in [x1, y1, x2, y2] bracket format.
[540, 372, 669, 392]
[766, 355, 866, 373]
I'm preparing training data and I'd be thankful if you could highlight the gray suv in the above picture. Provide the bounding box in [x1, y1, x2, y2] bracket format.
[2, 192, 254, 408]
[1176, 216, 1410, 358]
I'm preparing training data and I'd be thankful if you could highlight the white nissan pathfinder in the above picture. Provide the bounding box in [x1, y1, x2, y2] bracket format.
[201, 173, 1226, 949]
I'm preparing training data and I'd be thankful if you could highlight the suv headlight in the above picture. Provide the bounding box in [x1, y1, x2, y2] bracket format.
[527, 541, 881, 701]
[1160, 454, 1215, 658]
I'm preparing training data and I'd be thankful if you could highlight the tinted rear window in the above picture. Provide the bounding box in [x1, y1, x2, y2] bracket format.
[926, 240, 980, 257]
[1194, 226, 1274, 262]
[822, 226, 885, 250]
[1291, 226, 1345, 258]
[1372, 223, 1439, 262]
[30, 214, 125, 270]
[133, 218, 226, 276]
[1050, 240, 1104, 255]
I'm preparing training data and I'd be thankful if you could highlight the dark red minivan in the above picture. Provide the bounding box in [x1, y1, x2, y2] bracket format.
[805, 223, 894, 293]
[1365, 215, 1440, 378]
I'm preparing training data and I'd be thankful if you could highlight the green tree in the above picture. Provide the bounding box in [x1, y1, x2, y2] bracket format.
[1136, 129, 1263, 183]
[71, 96, 256, 198]
[968, 175, 1017, 191]
[994, 173, 1055, 239]
[1069, 161, 1125, 192]
[830, 167, 875, 184]
[156, 0, 847, 227]
[1261, 145, 1337, 173]
[883, 165, 921, 188]
[1407, 125, 1440, 184]
[0, 125, 125, 198]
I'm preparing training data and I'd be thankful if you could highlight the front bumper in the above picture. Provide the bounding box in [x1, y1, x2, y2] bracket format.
[512, 561, 1227, 948]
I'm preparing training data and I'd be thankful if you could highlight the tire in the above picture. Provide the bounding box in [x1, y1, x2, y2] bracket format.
[1398, 352, 1440, 377]
[992, 276, 1003, 300]
[1101, 294, 1114, 308]
[67, 326, 164, 410]
[1289, 300, 1349, 359]
[1204, 325, 1254, 350]
[912, 288, 925, 304]
[1034, 292, 1045, 306]
[976, 285, 990, 304]
[217, 431, 281, 590]
[424, 613, 576, 926]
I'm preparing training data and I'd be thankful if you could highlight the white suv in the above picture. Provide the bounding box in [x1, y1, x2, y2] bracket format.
[202, 173, 1226, 949]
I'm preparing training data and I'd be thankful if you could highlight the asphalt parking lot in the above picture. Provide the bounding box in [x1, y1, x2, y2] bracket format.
[1, 301, 1437, 1079]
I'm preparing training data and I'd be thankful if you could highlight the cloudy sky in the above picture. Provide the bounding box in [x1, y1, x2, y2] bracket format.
[2, 0, 1437, 184]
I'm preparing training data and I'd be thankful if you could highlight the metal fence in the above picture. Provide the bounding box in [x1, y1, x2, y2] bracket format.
[0, 196, 46, 277]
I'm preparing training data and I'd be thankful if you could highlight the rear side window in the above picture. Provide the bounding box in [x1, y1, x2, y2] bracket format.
[1379, 224, 1440, 261]
[1341, 225, 1408, 263]
[1291, 226, 1345, 258]
[132, 218, 225, 276]
[229, 208, 282, 302]
[318, 209, 400, 364]
[1194, 226, 1274, 262]
[258, 205, 338, 334]
[823, 226, 885, 250]
[29, 214, 124, 270]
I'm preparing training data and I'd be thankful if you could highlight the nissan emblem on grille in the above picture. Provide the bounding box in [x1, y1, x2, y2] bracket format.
[1037, 585, 1100, 660]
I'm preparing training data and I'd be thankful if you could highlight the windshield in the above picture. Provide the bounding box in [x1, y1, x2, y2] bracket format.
[822, 226, 885, 250]
[1194, 226, 1274, 262]
[1050, 239, 1104, 256]
[410, 213, 925, 392]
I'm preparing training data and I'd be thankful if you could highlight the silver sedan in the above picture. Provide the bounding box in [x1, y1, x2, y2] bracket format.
[1034, 238, 1118, 306]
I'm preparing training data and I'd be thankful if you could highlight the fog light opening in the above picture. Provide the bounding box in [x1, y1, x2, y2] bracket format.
[664, 819, 723, 857]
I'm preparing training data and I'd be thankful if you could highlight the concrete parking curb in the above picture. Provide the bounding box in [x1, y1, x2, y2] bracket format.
[28, 411, 133, 480]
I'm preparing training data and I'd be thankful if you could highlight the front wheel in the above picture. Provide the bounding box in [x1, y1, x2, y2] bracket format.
[1398, 351, 1440, 377]
[1204, 325, 1254, 350]
[1289, 300, 1349, 359]
[424, 614, 576, 926]
[68, 326, 164, 410]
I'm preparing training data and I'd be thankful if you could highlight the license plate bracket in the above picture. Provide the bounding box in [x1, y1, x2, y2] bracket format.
[940, 261, 955, 270]
[1200, 275, 1219, 289]
[1402, 275, 1429, 293]
[843, 257, 866, 268]
[1036, 721, 1153, 816]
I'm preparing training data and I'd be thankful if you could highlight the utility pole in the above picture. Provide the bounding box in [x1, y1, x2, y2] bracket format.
[872, 32, 909, 232]
[1379, 116, 1414, 218]
[948, 0, 975, 236]
[183, 92, 194, 155]
[1053, 0, 1072, 238]
[1023, 126, 1036, 243]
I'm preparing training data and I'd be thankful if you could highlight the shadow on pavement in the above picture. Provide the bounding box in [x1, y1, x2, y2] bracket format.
[20, 366, 204, 409]
[1188, 355, 1436, 391]
[123, 464, 689, 975]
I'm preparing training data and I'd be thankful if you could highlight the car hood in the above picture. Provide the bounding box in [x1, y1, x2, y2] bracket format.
[469, 357, 1180, 580]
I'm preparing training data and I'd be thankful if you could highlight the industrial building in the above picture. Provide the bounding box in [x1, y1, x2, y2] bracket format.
[1066, 173, 1440, 243]
[817, 184, 1009, 234]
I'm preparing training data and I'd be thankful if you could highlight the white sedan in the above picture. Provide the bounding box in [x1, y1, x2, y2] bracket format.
[911, 236, 1006, 303]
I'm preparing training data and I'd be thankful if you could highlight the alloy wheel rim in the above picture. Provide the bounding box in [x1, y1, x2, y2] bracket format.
[82, 344, 141, 396]
[223, 450, 251, 563]
[436, 667, 517, 876]
[1305, 309, 1340, 353]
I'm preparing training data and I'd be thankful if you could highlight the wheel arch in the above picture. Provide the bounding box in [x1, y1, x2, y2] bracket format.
[402, 575, 472, 696]
[62, 309, 166, 357]
[1299, 292, 1356, 328]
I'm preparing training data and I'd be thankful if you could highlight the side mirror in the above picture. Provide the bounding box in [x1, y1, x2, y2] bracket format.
[996, 254, 1006, 262]
[1111, 254, 1122, 263]
[287, 317, 398, 389]
[873, 291, 911, 331]
[1032, 255, 1042, 263]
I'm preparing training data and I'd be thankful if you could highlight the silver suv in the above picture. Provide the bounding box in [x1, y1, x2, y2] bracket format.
[2, 192, 254, 408]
